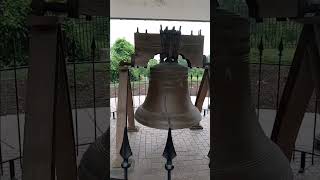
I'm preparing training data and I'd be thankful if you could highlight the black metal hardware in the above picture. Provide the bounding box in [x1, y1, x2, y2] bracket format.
[163, 128, 177, 180]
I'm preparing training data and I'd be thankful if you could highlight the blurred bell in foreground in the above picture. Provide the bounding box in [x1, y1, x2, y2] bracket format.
[211, 9, 293, 180]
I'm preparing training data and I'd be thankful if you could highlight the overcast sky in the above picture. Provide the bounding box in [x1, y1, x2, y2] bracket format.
[110, 19, 210, 56]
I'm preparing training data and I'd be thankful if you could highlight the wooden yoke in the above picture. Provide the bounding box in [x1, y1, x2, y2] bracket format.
[133, 31, 204, 68]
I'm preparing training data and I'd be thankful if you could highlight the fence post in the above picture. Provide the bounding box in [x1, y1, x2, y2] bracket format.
[9, 160, 15, 180]
[257, 37, 264, 119]
[0, 55, 2, 176]
[312, 95, 318, 165]
[91, 37, 97, 140]
[292, 151, 295, 161]
[298, 152, 306, 173]
[71, 39, 79, 156]
[163, 128, 176, 180]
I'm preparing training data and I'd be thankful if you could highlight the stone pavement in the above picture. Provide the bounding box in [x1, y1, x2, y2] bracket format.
[110, 96, 210, 180]
[110, 111, 210, 180]
[1, 96, 320, 179]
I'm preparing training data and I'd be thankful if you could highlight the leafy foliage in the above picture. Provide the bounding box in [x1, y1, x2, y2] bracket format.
[0, 0, 31, 38]
[110, 38, 158, 82]
[110, 38, 135, 82]
[62, 17, 109, 63]
[111, 38, 134, 62]
[0, 0, 31, 67]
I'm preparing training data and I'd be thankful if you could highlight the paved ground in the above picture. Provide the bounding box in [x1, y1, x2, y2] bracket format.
[1, 96, 320, 179]
[110, 110, 210, 179]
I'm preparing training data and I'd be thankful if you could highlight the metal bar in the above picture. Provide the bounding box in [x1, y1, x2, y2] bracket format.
[114, 81, 117, 107]
[293, 148, 320, 156]
[12, 39, 22, 169]
[132, 71, 135, 105]
[66, 60, 110, 64]
[276, 39, 284, 110]
[0, 50, 3, 174]
[138, 70, 141, 105]
[70, 24, 79, 156]
[299, 151, 306, 173]
[207, 91, 210, 110]
[191, 74, 193, 96]
[78, 19, 84, 60]
[0, 60, 288, 72]
[0, 61, 109, 72]
[124, 167, 128, 180]
[257, 37, 264, 119]
[0, 66, 29, 71]
[189, 75, 191, 96]
[0, 157, 21, 165]
[72, 49, 79, 155]
[293, 151, 295, 161]
[84, 19, 92, 58]
[76, 142, 93, 147]
[91, 39, 97, 140]
[9, 159, 15, 179]
[312, 95, 318, 165]
[145, 73, 147, 99]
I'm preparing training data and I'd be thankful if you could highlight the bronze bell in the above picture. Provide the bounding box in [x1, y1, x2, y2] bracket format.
[134, 62, 201, 129]
[211, 9, 293, 179]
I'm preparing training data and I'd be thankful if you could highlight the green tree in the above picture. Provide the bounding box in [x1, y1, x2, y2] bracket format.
[110, 38, 162, 82]
[0, 0, 31, 67]
[110, 38, 135, 82]
[0, 0, 31, 38]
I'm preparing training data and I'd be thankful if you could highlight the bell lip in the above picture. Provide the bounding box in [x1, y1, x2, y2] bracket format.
[134, 106, 201, 130]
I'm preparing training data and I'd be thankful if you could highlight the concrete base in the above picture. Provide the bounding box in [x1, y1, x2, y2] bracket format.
[128, 126, 139, 132]
[189, 124, 204, 130]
